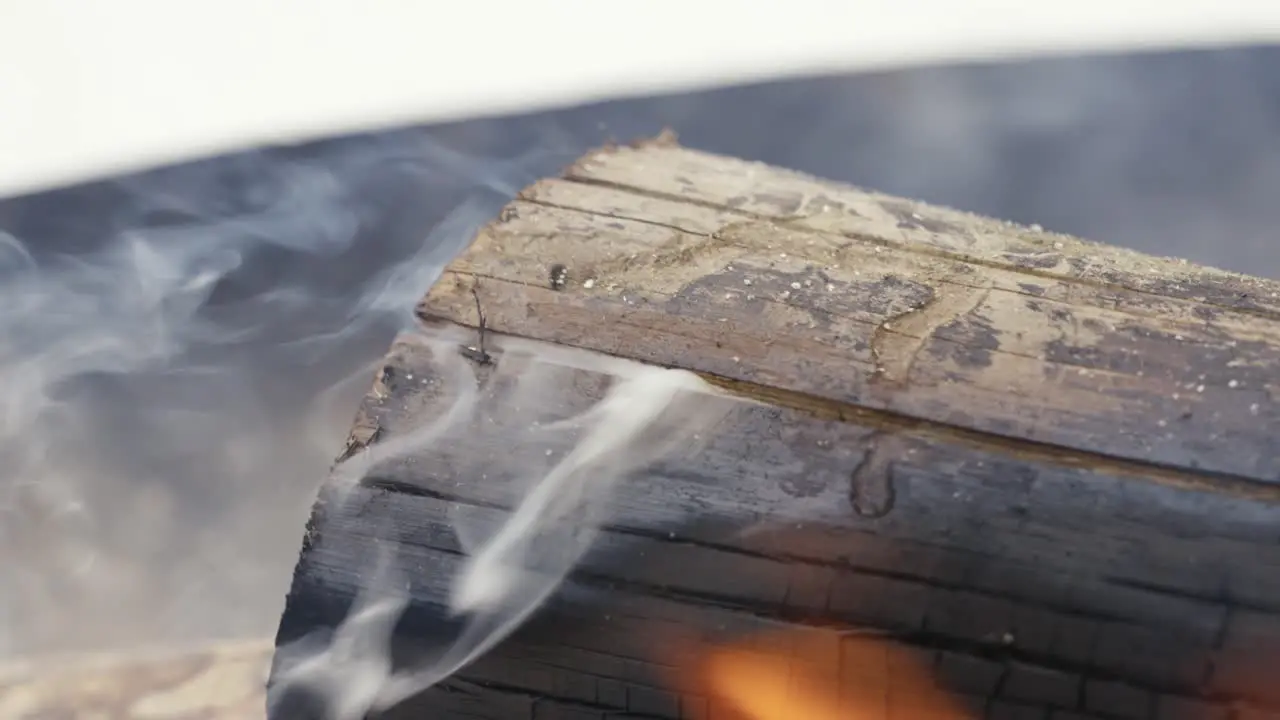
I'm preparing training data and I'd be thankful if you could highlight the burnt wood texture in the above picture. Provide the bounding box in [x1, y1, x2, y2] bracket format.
[272, 136, 1280, 720]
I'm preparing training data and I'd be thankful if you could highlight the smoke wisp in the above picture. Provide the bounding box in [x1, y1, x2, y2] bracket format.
[269, 328, 738, 718]
[0, 128, 577, 659]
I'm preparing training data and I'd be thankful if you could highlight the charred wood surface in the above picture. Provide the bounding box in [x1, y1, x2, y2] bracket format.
[273, 137, 1280, 720]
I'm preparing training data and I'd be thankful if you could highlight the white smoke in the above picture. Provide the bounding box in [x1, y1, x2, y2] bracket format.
[0, 128, 576, 659]
[0, 117, 739, 718]
[269, 329, 737, 718]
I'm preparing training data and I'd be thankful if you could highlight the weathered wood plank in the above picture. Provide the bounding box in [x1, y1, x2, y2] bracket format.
[420, 160, 1280, 484]
[562, 142, 1280, 321]
[0, 639, 271, 719]
[275, 139, 1280, 720]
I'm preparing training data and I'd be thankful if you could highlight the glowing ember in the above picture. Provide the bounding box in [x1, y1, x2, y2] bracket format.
[670, 626, 973, 720]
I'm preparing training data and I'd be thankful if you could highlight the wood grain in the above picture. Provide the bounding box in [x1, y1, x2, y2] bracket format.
[421, 141, 1280, 486]
[276, 139, 1280, 719]
[278, 330, 1280, 719]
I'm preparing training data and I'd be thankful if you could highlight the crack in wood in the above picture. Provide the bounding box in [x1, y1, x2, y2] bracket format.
[849, 431, 904, 518]
[460, 282, 494, 366]
[414, 302, 1280, 502]
[870, 283, 993, 387]
[698, 373, 1280, 505]
[433, 266, 1257, 385]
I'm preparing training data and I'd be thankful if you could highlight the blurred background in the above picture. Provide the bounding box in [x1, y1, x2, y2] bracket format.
[0, 44, 1277, 660]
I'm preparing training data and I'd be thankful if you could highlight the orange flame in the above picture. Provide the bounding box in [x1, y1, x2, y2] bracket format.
[662, 625, 975, 720]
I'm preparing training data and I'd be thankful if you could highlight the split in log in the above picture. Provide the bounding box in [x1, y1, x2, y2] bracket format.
[272, 135, 1280, 720]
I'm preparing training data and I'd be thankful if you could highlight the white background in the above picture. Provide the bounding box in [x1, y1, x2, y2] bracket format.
[2, 1, 1279, 197]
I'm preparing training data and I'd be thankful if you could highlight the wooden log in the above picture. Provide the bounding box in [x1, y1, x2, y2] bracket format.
[271, 135, 1280, 720]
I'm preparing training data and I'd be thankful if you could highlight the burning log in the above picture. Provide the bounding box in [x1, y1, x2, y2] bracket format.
[269, 135, 1280, 720]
